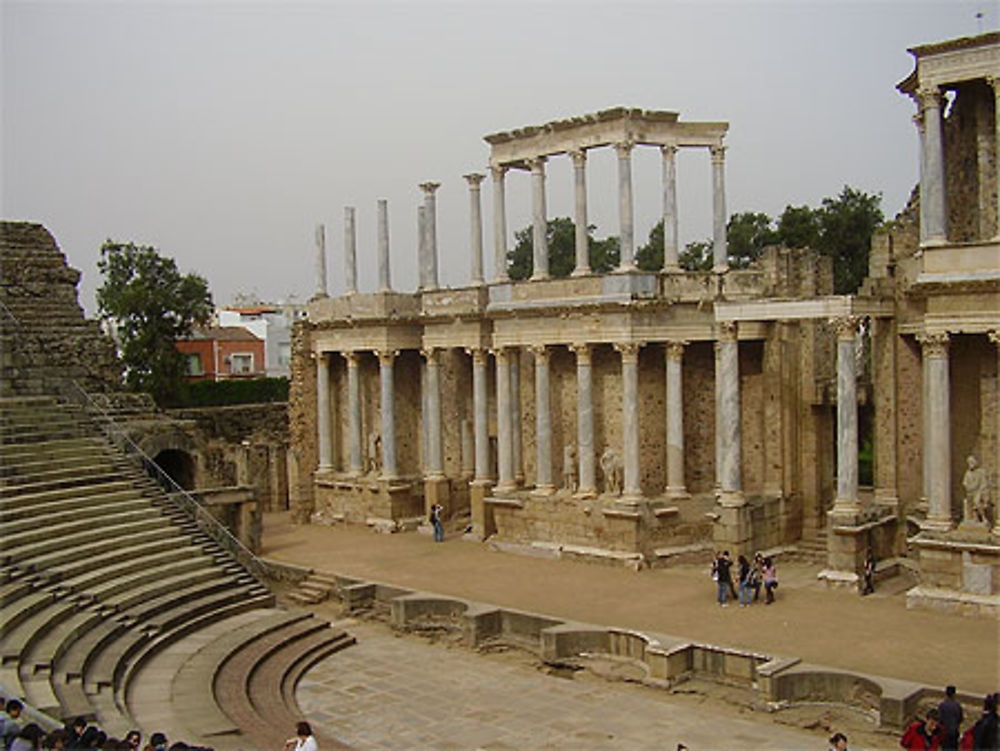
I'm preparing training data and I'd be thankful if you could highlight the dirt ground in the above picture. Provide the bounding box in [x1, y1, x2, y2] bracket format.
[261, 512, 998, 696]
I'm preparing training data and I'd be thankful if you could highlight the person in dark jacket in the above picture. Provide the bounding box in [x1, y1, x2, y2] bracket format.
[971, 693, 999, 751]
[938, 685, 963, 750]
[901, 708, 945, 751]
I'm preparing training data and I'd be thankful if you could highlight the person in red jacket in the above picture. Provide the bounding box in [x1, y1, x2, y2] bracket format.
[901, 708, 945, 750]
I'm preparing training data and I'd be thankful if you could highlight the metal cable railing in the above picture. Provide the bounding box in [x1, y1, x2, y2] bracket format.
[0, 296, 269, 582]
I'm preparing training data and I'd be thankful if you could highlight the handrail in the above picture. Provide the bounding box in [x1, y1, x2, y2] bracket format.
[0, 296, 269, 583]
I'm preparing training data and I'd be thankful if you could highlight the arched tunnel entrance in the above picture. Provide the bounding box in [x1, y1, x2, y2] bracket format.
[154, 449, 196, 490]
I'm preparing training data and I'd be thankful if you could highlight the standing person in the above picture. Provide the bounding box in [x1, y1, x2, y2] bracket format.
[284, 722, 317, 751]
[750, 553, 764, 602]
[62, 718, 85, 750]
[429, 503, 444, 543]
[9, 724, 44, 751]
[970, 692, 998, 751]
[862, 546, 876, 595]
[762, 557, 778, 604]
[737, 554, 752, 607]
[901, 708, 944, 750]
[829, 732, 849, 750]
[125, 732, 141, 751]
[715, 551, 733, 607]
[938, 685, 963, 750]
[1, 700, 23, 751]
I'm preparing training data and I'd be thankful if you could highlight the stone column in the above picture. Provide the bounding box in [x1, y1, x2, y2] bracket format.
[616, 142, 636, 271]
[470, 349, 490, 482]
[344, 206, 358, 294]
[616, 342, 642, 500]
[423, 348, 444, 479]
[314, 224, 328, 297]
[346, 352, 363, 475]
[570, 343, 596, 497]
[919, 332, 951, 530]
[913, 112, 929, 246]
[710, 145, 728, 273]
[919, 88, 947, 246]
[990, 331, 1000, 536]
[716, 322, 743, 505]
[417, 205, 427, 290]
[464, 173, 486, 285]
[377, 350, 398, 479]
[529, 157, 549, 280]
[420, 182, 441, 290]
[316, 352, 332, 471]
[661, 145, 679, 271]
[494, 348, 514, 491]
[989, 79, 1000, 239]
[530, 345, 554, 493]
[510, 348, 524, 484]
[832, 317, 862, 515]
[461, 420, 474, 477]
[570, 150, 591, 276]
[665, 341, 688, 498]
[377, 199, 391, 292]
[491, 165, 509, 283]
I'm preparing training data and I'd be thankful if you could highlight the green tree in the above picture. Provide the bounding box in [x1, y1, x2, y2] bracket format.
[507, 217, 619, 280]
[815, 186, 884, 294]
[97, 241, 212, 405]
[776, 204, 821, 249]
[635, 221, 664, 271]
[726, 211, 779, 269]
[679, 240, 713, 271]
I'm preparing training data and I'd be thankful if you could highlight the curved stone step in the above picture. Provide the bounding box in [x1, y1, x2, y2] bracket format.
[0, 467, 129, 499]
[13, 526, 192, 574]
[4, 507, 164, 550]
[1, 495, 154, 536]
[0, 479, 136, 512]
[2, 517, 180, 566]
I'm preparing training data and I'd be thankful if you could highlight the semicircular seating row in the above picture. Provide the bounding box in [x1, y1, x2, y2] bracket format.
[0, 396, 354, 751]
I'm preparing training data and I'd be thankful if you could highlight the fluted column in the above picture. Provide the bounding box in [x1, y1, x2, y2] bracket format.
[710, 145, 728, 272]
[376, 199, 391, 291]
[570, 150, 591, 276]
[616, 142, 636, 271]
[530, 345, 554, 493]
[919, 333, 951, 529]
[423, 348, 444, 479]
[314, 224, 328, 297]
[716, 322, 743, 505]
[832, 317, 862, 515]
[377, 350, 398, 479]
[464, 173, 486, 285]
[919, 88, 947, 246]
[570, 343, 596, 496]
[529, 157, 549, 280]
[616, 342, 642, 499]
[665, 341, 688, 498]
[495, 348, 514, 491]
[346, 352, 363, 475]
[661, 145, 680, 271]
[989, 79, 1000, 239]
[420, 182, 441, 290]
[470, 348, 491, 483]
[491, 165, 509, 283]
[344, 206, 358, 294]
[511, 348, 524, 484]
[990, 331, 1000, 536]
[316, 352, 332, 471]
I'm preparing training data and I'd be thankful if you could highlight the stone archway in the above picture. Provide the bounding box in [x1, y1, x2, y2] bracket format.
[154, 448, 197, 490]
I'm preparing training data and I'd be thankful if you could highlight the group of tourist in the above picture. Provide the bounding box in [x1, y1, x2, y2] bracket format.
[710, 551, 777, 607]
[899, 687, 999, 750]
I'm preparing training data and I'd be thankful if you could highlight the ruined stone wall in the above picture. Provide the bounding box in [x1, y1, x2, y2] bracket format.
[638, 346, 667, 494]
[683, 342, 716, 494]
[895, 336, 924, 511]
[945, 80, 998, 242]
[949, 334, 997, 517]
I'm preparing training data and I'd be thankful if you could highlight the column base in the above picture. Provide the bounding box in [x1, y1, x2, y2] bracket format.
[615, 263, 637, 273]
[665, 486, 690, 501]
[831, 498, 862, 518]
[716, 490, 746, 508]
[571, 267, 592, 277]
[920, 515, 953, 533]
[494, 482, 517, 495]
[530, 273, 550, 282]
[574, 487, 598, 500]
[920, 236, 948, 249]
[531, 484, 556, 497]
[712, 264, 729, 274]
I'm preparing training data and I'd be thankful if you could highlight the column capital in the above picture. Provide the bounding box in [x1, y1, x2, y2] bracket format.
[419, 181, 441, 195]
[568, 342, 592, 364]
[344, 350, 361, 366]
[490, 164, 508, 180]
[988, 330, 1000, 347]
[917, 332, 950, 358]
[466, 347, 488, 365]
[375, 349, 399, 366]
[528, 156, 547, 173]
[614, 341, 643, 363]
[831, 315, 863, 341]
[918, 86, 943, 109]
[710, 144, 726, 163]
[717, 321, 738, 342]
[665, 340, 688, 362]
[569, 149, 587, 167]
[463, 172, 485, 188]
[527, 344, 549, 361]
[421, 347, 439, 362]
[660, 143, 678, 157]
[490, 346, 509, 363]
[614, 140, 635, 158]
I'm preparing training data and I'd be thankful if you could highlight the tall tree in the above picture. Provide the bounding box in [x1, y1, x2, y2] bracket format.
[776, 204, 821, 250]
[97, 241, 212, 405]
[507, 217, 619, 280]
[678, 240, 713, 271]
[816, 186, 884, 294]
[726, 211, 779, 269]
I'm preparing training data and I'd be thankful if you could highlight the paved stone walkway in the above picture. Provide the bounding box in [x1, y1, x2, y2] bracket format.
[298, 618, 898, 751]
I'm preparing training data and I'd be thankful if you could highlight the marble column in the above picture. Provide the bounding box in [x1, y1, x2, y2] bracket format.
[530, 345, 554, 493]
[570, 343, 596, 496]
[346, 352, 363, 475]
[495, 348, 514, 490]
[423, 348, 444, 478]
[990, 331, 1000, 536]
[616, 342, 642, 500]
[417, 205, 427, 290]
[420, 182, 441, 290]
[665, 341, 688, 498]
[919, 332, 951, 530]
[832, 317, 862, 515]
[913, 113, 929, 246]
[491, 165, 509, 283]
[344, 206, 358, 294]
[616, 142, 636, 271]
[529, 157, 549, 280]
[716, 322, 743, 505]
[661, 145, 680, 271]
[570, 150, 591, 276]
[919, 88, 947, 246]
[470, 348, 491, 482]
[314, 224, 328, 297]
[989, 78, 1000, 239]
[377, 350, 398, 479]
[316, 352, 332, 471]
[710, 145, 728, 273]
[511, 348, 524, 484]
[377, 199, 391, 292]
[464, 173, 486, 285]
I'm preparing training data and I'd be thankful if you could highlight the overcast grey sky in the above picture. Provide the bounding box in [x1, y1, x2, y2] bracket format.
[2, 0, 995, 315]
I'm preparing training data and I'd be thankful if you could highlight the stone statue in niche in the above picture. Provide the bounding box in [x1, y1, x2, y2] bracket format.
[367, 430, 381, 475]
[600, 447, 622, 497]
[562, 444, 577, 493]
[962, 454, 989, 525]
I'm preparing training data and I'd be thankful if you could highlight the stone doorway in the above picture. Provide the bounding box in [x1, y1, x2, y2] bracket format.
[155, 448, 196, 490]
